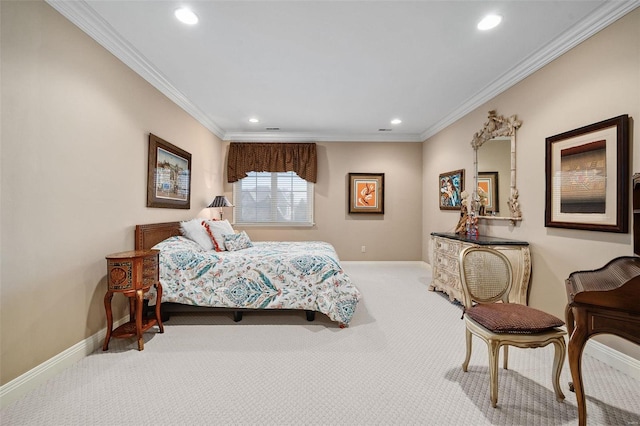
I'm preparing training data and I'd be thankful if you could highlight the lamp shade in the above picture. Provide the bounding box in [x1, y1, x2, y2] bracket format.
[208, 195, 233, 208]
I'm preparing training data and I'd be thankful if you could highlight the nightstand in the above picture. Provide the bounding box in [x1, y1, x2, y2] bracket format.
[103, 249, 164, 351]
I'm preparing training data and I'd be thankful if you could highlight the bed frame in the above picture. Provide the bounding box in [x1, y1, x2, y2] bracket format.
[135, 221, 182, 251]
[134, 221, 316, 323]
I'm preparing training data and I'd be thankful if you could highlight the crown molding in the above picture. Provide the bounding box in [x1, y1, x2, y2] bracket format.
[223, 131, 423, 143]
[45, 0, 226, 140]
[420, 1, 640, 141]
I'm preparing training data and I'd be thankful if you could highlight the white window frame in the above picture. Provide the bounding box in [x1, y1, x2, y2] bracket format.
[232, 171, 314, 227]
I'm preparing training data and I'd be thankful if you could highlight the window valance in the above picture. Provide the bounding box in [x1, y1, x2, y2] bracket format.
[227, 142, 317, 183]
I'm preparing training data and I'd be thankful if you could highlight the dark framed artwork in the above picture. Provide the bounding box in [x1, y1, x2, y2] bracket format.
[478, 171, 499, 213]
[348, 173, 384, 214]
[147, 133, 192, 209]
[439, 169, 464, 210]
[545, 114, 629, 232]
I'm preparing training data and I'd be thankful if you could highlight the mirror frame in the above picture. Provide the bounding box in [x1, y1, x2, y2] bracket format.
[471, 110, 523, 222]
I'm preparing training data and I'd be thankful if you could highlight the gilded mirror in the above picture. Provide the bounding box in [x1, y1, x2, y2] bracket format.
[471, 110, 522, 222]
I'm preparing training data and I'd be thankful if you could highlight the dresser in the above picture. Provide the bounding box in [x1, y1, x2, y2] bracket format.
[429, 232, 531, 305]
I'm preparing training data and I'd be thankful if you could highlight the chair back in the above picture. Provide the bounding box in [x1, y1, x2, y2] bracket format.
[459, 246, 513, 308]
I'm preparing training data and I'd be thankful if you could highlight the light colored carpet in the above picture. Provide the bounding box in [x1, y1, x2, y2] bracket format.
[2, 262, 639, 425]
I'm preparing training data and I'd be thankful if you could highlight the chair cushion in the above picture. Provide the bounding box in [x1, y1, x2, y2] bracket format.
[465, 303, 564, 333]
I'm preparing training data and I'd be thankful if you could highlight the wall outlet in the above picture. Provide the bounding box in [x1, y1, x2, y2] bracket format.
[361, 245, 366, 253]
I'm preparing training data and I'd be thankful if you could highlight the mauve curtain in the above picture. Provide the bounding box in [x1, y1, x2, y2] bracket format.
[227, 142, 317, 183]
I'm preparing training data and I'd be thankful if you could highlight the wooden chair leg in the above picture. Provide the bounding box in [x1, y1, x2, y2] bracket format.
[488, 339, 501, 408]
[462, 328, 473, 372]
[552, 337, 567, 402]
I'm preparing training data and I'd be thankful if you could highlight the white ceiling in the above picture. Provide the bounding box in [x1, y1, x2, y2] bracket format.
[48, 1, 638, 142]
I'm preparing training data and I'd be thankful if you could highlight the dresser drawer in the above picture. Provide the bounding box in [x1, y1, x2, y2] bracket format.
[434, 251, 460, 275]
[434, 267, 461, 291]
[142, 256, 158, 287]
[433, 236, 462, 257]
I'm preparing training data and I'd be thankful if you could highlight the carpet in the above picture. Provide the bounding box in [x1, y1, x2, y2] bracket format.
[2, 262, 639, 425]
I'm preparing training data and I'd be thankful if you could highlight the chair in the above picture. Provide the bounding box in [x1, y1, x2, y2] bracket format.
[459, 246, 567, 408]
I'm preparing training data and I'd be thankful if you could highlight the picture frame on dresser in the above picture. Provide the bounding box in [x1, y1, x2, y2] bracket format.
[147, 133, 192, 209]
[545, 115, 629, 233]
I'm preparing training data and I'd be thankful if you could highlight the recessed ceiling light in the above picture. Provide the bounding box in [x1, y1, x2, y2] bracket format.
[477, 14, 502, 31]
[175, 8, 198, 25]
[249, 118, 259, 123]
[391, 118, 402, 125]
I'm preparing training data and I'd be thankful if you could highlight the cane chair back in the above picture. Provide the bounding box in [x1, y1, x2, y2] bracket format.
[459, 246, 512, 308]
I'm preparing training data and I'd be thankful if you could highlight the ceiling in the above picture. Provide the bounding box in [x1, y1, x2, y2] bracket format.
[47, 1, 638, 142]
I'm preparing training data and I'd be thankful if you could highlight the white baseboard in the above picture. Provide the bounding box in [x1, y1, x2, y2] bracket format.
[341, 260, 431, 267]
[585, 339, 640, 381]
[0, 318, 126, 409]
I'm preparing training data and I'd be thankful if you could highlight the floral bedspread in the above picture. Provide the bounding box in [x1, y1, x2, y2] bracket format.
[147, 236, 360, 325]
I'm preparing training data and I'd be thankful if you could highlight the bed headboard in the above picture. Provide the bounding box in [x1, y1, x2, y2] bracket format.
[135, 222, 182, 250]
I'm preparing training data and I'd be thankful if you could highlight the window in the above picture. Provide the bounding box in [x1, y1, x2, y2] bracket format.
[233, 171, 314, 226]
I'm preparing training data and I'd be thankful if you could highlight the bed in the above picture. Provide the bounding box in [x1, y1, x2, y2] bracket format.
[135, 222, 360, 326]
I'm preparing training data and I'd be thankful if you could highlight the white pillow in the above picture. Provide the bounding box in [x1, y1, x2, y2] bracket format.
[203, 219, 235, 252]
[180, 219, 214, 251]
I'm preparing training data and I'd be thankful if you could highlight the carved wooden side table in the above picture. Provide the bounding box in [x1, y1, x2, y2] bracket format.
[103, 249, 164, 351]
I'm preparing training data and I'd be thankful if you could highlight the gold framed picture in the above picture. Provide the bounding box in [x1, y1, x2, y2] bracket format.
[147, 133, 191, 209]
[348, 173, 384, 214]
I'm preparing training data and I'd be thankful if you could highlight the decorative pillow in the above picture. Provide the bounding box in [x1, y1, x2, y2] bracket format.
[179, 219, 214, 251]
[202, 219, 235, 251]
[224, 231, 253, 251]
[465, 303, 564, 334]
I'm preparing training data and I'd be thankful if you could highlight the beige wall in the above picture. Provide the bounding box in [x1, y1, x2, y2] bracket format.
[423, 9, 640, 359]
[0, 1, 224, 384]
[223, 141, 424, 261]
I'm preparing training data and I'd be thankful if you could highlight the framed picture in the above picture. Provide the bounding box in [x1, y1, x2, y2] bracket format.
[545, 114, 629, 232]
[439, 169, 464, 210]
[147, 133, 192, 209]
[348, 173, 384, 214]
[478, 171, 499, 213]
